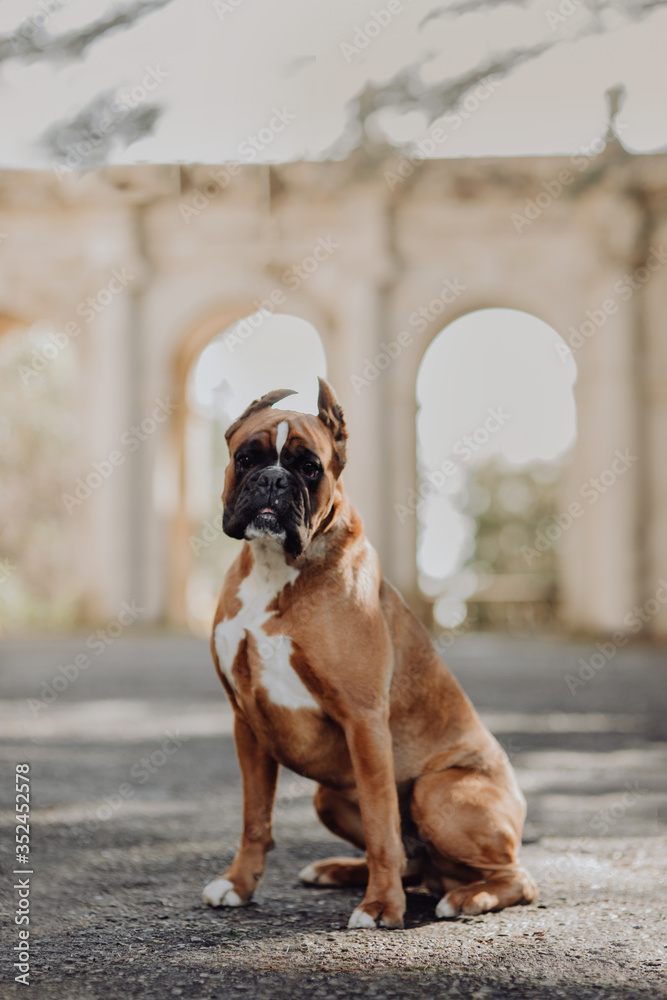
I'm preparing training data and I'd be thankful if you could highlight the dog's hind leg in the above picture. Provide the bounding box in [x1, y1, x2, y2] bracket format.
[410, 765, 537, 918]
[299, 785, 369, 886]
[299, 785, 423, 888]
[435, 869, 538, 918]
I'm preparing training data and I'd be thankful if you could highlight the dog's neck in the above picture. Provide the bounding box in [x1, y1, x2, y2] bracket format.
[246, 534, 299, 585]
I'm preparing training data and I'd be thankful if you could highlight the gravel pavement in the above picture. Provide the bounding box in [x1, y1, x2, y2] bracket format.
[0, 632, 666, 999]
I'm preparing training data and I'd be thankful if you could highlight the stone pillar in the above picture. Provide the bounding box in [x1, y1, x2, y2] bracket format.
[641, 222, 667, 637]
[384, 347, 420, 608]
[327, 278, 386, 556]
[125, 207, 172, 625]
[77, 292, 135, 621]
[559, 283, 641, 634]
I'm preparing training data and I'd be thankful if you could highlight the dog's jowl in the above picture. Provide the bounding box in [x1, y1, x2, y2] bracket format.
[203, 378, 537, 929]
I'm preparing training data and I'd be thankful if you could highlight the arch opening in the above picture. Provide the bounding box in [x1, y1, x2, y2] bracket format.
[415, 307, 578, 633]
[178, 311, 327, 632]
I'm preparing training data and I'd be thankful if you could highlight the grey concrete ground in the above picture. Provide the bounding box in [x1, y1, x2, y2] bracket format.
[0, 632, 666, 999]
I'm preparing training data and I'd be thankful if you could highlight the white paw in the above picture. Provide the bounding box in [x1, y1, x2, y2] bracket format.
[202, 877, 245, 908]
[435, 896, 458, 919]
[347, 907, 378, 930]
[299, 863, 335, 886]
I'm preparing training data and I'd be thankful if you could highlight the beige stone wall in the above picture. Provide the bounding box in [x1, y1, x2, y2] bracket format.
[1, 154, 665, 636]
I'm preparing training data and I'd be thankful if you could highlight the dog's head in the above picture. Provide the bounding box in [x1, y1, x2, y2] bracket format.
[221, 378, 347, 558]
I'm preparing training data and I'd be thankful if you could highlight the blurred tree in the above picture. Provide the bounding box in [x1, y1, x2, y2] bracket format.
[184, 404, 237, 634]
[0, 326, 81, 630]
[462, 458, 561, 632]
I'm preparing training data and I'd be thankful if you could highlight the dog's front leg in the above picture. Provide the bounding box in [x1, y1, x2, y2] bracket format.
[203, 713, 278, 908]
[344, 710, 406, 929]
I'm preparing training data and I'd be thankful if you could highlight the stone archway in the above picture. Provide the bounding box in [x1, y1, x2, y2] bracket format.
[381, 296, 576, 620]
[413, 306, 578, 630]
[168, 302, 259, 624]
[381, 274, 642, 634]
[167, 301, 331, 627]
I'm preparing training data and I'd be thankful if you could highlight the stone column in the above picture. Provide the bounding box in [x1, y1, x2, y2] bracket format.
[77, 291, 135, 621]
[641, 221, 667, 637]
[383, 347, 420, 608]
[328, 278, 386, 557]
[558, 279, 641, 634]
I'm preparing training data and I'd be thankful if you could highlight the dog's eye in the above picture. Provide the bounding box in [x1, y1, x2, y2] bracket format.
[301, 461, 320, 479]
[236, 455, 255, 471]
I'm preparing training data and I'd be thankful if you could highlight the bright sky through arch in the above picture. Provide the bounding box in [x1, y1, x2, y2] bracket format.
[190, 313, 327, 421]
[416, 308, 578, 589]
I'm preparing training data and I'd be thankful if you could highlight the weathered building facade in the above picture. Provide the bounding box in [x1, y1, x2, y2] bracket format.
[1, 148, 666, 636]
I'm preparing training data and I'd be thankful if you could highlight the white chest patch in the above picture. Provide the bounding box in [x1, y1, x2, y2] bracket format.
[214, 539, 319, 711]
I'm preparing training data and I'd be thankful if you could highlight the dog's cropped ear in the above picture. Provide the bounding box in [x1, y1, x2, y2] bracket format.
[317, 377, 347, 472]
[224, 388, 297, 444]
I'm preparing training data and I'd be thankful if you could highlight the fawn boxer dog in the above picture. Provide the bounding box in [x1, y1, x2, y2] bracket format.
[203, 379, 537, 928]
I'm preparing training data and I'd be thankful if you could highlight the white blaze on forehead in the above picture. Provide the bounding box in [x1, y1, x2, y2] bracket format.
[275, 420, 289, 456]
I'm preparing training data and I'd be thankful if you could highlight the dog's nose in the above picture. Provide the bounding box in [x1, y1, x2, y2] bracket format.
[256, 467, 289, 493]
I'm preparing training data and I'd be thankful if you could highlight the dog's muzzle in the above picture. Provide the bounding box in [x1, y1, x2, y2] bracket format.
[249, 467, 291, 537]
[222, 462, 310, 558]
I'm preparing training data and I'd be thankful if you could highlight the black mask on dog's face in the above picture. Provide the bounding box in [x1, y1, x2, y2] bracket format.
[221, 380, 347, 559]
